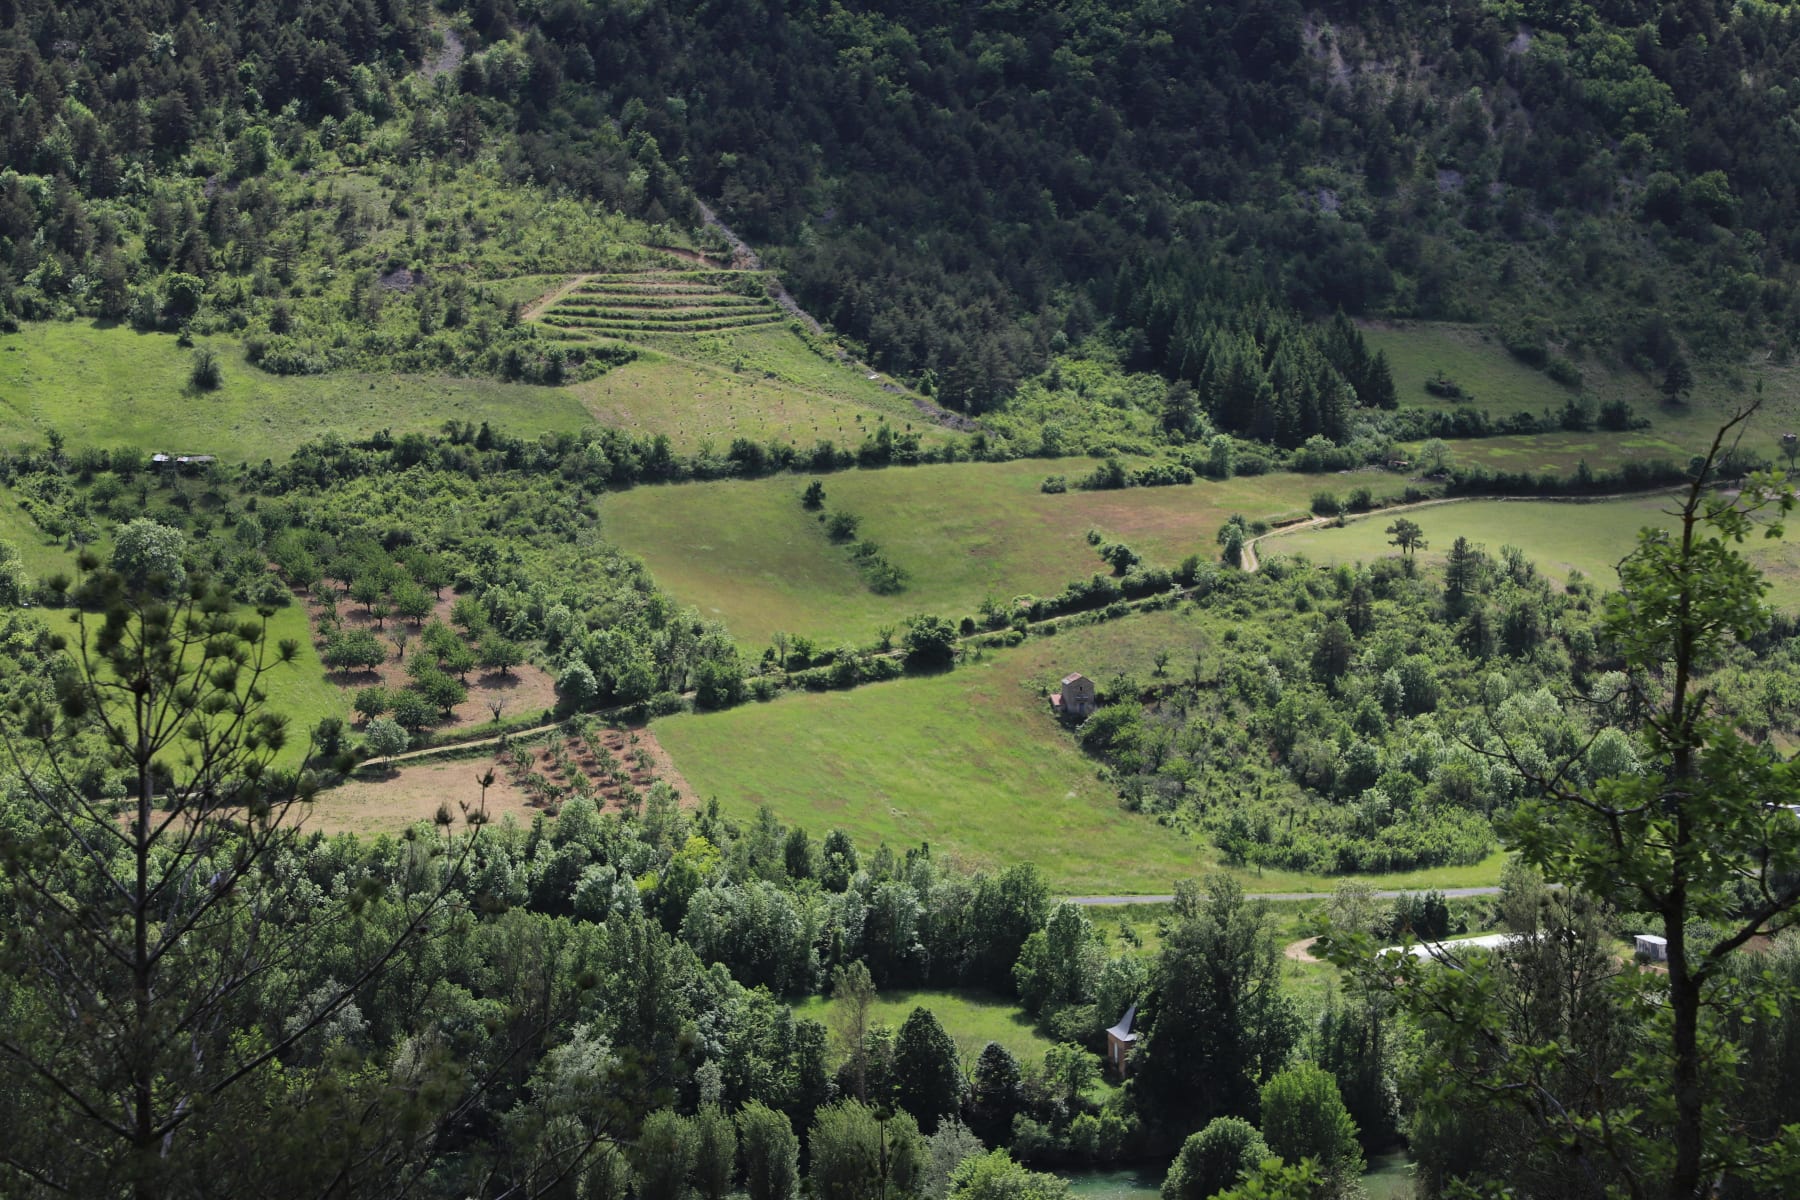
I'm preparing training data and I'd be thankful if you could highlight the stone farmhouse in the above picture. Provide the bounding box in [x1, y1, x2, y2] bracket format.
[1051, 672, 1097, 719]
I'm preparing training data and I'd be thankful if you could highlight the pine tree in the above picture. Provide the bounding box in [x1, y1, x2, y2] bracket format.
[893, 1008, 964, 1133]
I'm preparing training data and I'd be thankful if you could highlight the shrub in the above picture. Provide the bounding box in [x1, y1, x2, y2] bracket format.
[1424, 371, 1464, 398]
[1310, 492, 1343, 517]
[1258, 1064, 1364, 1182]
[825, 511, 860, 541]
[903, 615, 959, 668]
[1545, 355, 1583, 387]
[862, 656, 903, 682]
[1162, 1118, 1270, 1200]
[189, 348, 222, 391]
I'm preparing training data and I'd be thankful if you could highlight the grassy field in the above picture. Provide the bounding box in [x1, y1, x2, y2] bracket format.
[0, 486, 342, 765]
[653, 611, 1208, 894]
[654, 609, 1510, 895]
[1273, 495, 1800, 609]
[530, 266, 961, 453]
[0, 492, 84, 578]
[259, 603, 355, 766]
[1366, 321, 1590, 416]
[56, 597, 346, 771]
[790, 988, 1055, 1067]
[1365, 320, 1800, 473]
[0, 323, 598, 462]
[572, 350, 950, 454]
[607, 461, 1407, 648]
[0, 308, 952, 467]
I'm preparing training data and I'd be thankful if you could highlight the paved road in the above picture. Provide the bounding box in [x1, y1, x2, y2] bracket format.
[1067, 886, 1504, 906]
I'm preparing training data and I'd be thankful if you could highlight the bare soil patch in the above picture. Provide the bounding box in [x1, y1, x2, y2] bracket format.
[305, 758, 537, 836]
[1284, 937, 1322, 963]
[308, 723, 697, 837]
[306, 590, 558, 736]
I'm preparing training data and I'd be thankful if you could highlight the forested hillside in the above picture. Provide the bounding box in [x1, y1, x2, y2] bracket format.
[6, 1, 1799, 432]
[451, 0, 1800, 412]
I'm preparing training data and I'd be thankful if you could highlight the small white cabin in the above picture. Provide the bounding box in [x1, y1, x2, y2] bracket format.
[1635, 934, 1669, 962]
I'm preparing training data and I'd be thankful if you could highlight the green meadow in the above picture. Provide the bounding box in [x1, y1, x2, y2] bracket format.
[0, 323, 597, 462]
[1274, 494, 1800, 609]
[571, 349, 952, 454]
[0, 491, 84, 578]
[1, 491, 346, 769]
[789, 988, 1057, 1067]
[655, 622, 1206, 895]
[607, 461, 1407, 648]
[654, 608, 1509, 896]
[1364, 320, 1800, 474]
[0, 317, 949, 466]
[54, 596, 347, 772]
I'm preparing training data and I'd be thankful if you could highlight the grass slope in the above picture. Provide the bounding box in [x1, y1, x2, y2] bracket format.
[0, 323, 596, 462]
[607, 461, 1405, 648]
[654, 608, 1508, 895]
[654, 612, 1207, 894]
[1365, 321, 1800, 474]
[0, 492, 83, 578]
[532, 266, 960, 452]
[1274, 495, 1800, 609]
[572, 350, 949, 454]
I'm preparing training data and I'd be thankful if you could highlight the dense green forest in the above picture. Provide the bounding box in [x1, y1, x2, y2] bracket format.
[444, 0, 1800, 412]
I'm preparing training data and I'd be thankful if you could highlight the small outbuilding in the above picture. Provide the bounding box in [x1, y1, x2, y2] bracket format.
[1105, 1003, 1138, 1077]
[1051, 672, 1097, 719]
[1635, 934, 1669, 962]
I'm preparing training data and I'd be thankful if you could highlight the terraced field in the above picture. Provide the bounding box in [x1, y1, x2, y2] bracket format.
[537, 269, 787, 339]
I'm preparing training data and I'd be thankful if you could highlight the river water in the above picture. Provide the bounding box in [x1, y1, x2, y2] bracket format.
[1056, 1163, 1167, 1200]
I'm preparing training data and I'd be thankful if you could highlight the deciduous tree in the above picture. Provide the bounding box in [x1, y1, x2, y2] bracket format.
[1327, 410, 1800, 1199]
[1384, 518, 1425, 559]
[738, 1103, 800, 1200]
[1128, 879, 1299, 1131]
